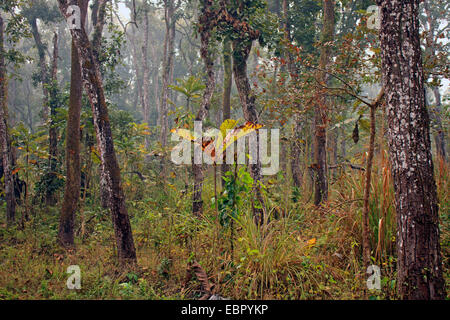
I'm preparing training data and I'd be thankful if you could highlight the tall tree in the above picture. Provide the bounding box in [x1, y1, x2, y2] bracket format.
[23, 0, 61, 205]
[288, 0, 321, 192]
[57, 0, 137, 264]
[160, 0, 178, 151]
[421, 0, 447, 163]
[46, 32, 59, 206]
[91, 0, 109, 209]
[0, 14, 16, 225]
[141, 2, 151, 149]
[313, 0, 334, 206]
[228, 2, 266, 225]
[192, 0, 216, 216]
[362, 88, 385, 269]
[27, 10, 49, 121]
[377, 0, 445, 299]
[58, 0, 88, 247]
[221, 37, 232, 186]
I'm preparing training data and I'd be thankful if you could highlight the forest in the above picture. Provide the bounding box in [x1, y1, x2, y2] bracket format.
[0, 0, 448, 300]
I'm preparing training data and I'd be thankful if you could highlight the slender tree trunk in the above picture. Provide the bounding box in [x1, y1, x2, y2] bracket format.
[29, 17, 49, 122]
[59, 0, 88, 247]
[91, 0, 100, 33]
[0, 15, 15, 225]
[160, 0, 175, 150]
[422, 0, 447, 164]
[58, 0, 137, 264]
[128, 23, 142, 112]
[291, 117, 303, 189]
[340, 125, 346, 161]
[221, 38, 232, 187]
[141, 5, 150, 149]
[313, 0, 334, 206]
[283, 0, 302, 189]
[158, 0, 176, 180]
[46, 33, 59, 206]
[149, 38, 160, 127]
[377, 0, 445, 299]
[362, 89, 384, 268]
[430, 87, 446, 162]
[91, 0, 107, 60]
[152, 63, 160, 126]
[25, 81, 33, 130]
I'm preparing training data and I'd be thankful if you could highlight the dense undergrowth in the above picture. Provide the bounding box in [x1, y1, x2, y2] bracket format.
[0, 152, 448, 300]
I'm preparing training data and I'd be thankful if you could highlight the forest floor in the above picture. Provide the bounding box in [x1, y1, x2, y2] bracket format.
[0, 162, 448, 300]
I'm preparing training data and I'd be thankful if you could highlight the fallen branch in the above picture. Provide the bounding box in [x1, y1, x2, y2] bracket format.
[328, 163, 366, 171]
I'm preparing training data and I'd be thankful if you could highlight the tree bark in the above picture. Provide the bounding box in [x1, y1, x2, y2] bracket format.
[141, 4, 150, 149]
[377, 0, 445, 299]
[291, 117, 303, 189]
[192, 0, 216, 216]
[58, 0, 88, 247]
[0, 15, 16, 225]
[46, 33, 59, 206]
[232, 39, 265, 225]
[160, 0, 176, 150]
[282, 0, 303, 190]
[57, 0, 137, 264]
[91, 0, 109, 209]
[422, 0, 446, 163]
[221, 38, 232, 187]
[362, 89, 384, 269]
[91, 0, 107, 60]
[430, 87, 446, 162]
[28, 17, 50, 122]
[313, 0, 334, 206]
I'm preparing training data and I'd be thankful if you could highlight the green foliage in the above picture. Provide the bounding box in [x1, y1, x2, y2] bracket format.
[288, 0, 321, 55]
[217, 167, 253, 227]
[1, 0, 32, 66]
[99, 22, 127, 94]
[169, 76, 205, 100]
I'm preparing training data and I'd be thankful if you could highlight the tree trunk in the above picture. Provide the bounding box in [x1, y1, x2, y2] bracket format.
[149, 39, 160, 127]
[91, 0, 109, 209]
[58, 0, 88, 247]
[377, 0, 445, 299]
[57, 0, 137, 264]
[160, 0, 175, 150]
[46, 33, 59, 206]
[422, 0, 447, 164]
[282, 0, 302, 190]
[192, 0, 216, 216]
[29, 17, 49, 122]
[232, 39, 265, 225]
[141, 5, 150, 149]
[430, 87, 446, 162]
[291, 117, 303, 189]
[0, 15, 16, 225]
[221, 38, 232, 187]
[91, 0, 107, 60]
[313, 0, 334, 206]
[362, 89, 384, 269]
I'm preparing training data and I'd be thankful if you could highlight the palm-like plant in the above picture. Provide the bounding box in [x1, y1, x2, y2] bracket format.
[169, 76, 205, 113]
